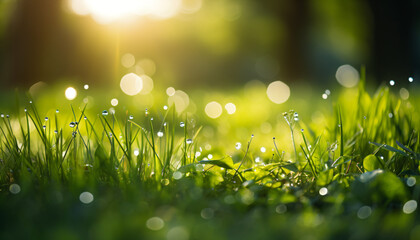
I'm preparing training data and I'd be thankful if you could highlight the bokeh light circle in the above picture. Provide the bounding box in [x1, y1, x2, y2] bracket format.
[266, 81, 290, 104]
[65, 87, 77, 100]
[120, 73, 143, 96]
[205, 101, 223, 119]
[336, 65, 359, 88]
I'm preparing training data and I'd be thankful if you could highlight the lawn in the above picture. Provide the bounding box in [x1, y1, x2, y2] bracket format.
[0, 73, 419, 240]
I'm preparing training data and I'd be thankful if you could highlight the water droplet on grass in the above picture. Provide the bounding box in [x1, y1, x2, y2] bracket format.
[208, 154, 213, 160]
[102, 110, 108, 116]
[235, 142, 241, 150]
[180, 122, 185, 127]
[319, 187, 328, 196]
[163, 105, 168, 110]
[54, 130, 58, 134]
[403, 200, 417, 214]
[407, 177, 416, 187]
[24, 108, 27, 112]
[42, 125, 46, 129]
[161, 179, 170, 186]
[44, 117, 48, 121]
[145, 109, 149, 117]
[260, 147, 266, 153]
[69, 122, 75, 128]
[134, 149, 140, 156]
[173, 171, 183, 180]
[322, 94, 328, 99]
[79, 192, 94, 204]
[9, 184, 21, 194]
[389, 80, 395, 86]
[157, 131, 163, 137]
[129, 115, 134, 120]
[388, 113, 393, 118]
[186, 139, 193, 144]
[409, 77, 414, 82]
[56, 109, 59, 113]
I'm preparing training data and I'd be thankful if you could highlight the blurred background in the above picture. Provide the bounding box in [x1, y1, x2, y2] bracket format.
[0, 0, 419, 90]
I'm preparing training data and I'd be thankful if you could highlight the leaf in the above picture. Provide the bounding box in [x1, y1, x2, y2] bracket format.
[396, 140, 416, 154]
[198, 160, 233, 169]
[177, 158, 234, 173]
[363, 154, 382, 172]
[317, 169, 334, 186]
[369, 142, 408, 157]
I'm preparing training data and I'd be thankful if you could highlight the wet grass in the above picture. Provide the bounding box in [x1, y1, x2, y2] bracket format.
[1, 79, 420, 240]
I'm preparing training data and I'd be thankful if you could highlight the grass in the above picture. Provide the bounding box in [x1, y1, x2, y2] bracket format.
[0, 79, 420, 239]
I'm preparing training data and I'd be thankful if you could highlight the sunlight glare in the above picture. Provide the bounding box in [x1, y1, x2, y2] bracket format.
[70, 0, 186, 23]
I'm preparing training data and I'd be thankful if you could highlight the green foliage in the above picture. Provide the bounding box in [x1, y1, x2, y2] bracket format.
[0, 82, 419, 239]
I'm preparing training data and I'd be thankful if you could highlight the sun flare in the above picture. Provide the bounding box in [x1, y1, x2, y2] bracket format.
[69, 0, 202, 24]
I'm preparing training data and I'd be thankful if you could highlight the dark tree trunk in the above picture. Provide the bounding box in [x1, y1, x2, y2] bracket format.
[367, 0, 416, 83]
[4, 0, 62, 88]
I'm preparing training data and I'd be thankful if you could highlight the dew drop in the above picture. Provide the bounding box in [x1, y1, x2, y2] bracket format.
[129, 115, 134, 120]
[163, 105, 168, 110]
[186, 139, 193, 144]
[24, 108, 27, 113]
[79, 192, 94, 204]
[389, 80, 395, 86]
[180, 122, 185, 127]
[69, 122, 76, 128]
[9, 184, 21, 194]
[157, 131, 164, 137]
[322, 93, 328, 99]
[102, 110, 108, 116]
[54, 130, 58, 134]
[403, 200, 417, 214]
[44, 117, 49, 121]
[43, 125, 46, 129]
[319, 187, 328, 196]
[56, 109, 59, 113]
[407, 177, 416, 187]
[235, 142, 242, 150]
[145, 108, 149, 117]
[408, 77, 414, 83]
